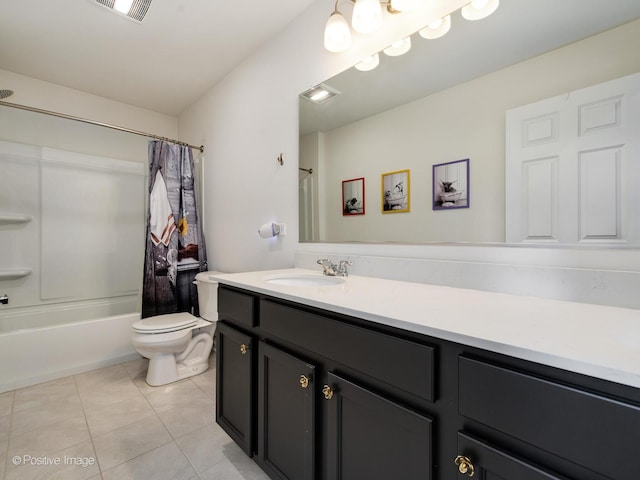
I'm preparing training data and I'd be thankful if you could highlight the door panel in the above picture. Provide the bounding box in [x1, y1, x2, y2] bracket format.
[325, 372, 432, 480]
[216, 322, 254, 456]
[257, 341, 316, 480]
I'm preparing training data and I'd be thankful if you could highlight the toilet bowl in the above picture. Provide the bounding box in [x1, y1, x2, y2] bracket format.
[131, 271, 221, 386]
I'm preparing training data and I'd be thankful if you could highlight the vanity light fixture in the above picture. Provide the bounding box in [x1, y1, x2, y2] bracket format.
[418, 14, 451, 39]
[389, 0, 425, 13]
[355, 53, 380, 71]
[461, 0, 499, 21]
[383, 36, 411, 56]
[94, 0, 152, 22]
[324, 9, 353, 52]
[323, 0, 500, 68]
[352, 0, 384, 34]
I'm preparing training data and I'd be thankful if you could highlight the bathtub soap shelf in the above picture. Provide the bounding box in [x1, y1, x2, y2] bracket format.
[0, 268, 32, 280]
[0, 214, 32, 225]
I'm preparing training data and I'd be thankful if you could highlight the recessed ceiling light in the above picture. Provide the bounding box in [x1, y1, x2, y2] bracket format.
[301, 84, 340, 104]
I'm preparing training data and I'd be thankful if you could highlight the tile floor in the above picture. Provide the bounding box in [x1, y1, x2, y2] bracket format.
[0, 355, 270, 480]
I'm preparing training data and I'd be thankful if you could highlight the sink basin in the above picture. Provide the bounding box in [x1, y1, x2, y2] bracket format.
[264, 273, 345, 287]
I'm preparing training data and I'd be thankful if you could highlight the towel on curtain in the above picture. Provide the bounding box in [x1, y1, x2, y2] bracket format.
[142, 141, 208, 318]
[149, 170, 176, 246]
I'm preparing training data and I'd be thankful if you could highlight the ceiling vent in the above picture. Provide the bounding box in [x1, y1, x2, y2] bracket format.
[95, 0, 152, 22]
[301, 84, 340, 104]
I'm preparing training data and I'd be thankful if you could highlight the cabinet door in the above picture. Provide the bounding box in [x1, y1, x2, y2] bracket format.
[216, 321, 254, 456]
[455, 432, 570, 480]
[325, 372, 433, 480]
[257, 342, 316, 480]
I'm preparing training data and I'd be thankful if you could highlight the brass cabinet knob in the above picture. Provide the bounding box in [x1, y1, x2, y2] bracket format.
[300, 374, 310, 389]
[322, 385, 334, 400]
[454, 455, 475, 477]
[240, 343, 249, 355]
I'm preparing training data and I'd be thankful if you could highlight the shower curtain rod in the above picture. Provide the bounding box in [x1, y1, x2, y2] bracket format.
[0, 100, 204, 153]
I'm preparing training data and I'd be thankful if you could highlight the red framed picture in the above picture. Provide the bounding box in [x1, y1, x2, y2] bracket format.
[342, 177, 365, 215]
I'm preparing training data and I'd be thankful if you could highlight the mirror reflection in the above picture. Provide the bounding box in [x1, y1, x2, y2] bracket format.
[299, 0, 640, 244]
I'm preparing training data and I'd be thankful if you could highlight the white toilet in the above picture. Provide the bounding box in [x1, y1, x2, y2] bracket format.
[131, 271, 220, 386]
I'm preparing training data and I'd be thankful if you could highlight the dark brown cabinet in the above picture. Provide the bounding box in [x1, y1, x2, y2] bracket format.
[216, 285, 640, 480]
[456, 432, 568, 480]
[324, 372, 433, 480]
[215, 321, 254, 456]
[458, 356, 640, 480]
[257, 341, 316, 480]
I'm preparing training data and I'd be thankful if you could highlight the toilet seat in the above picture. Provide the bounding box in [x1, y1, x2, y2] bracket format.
[132, 312, 198, 334]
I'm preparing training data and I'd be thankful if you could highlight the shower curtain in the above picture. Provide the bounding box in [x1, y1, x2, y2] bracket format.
[141, 141, 207, 318]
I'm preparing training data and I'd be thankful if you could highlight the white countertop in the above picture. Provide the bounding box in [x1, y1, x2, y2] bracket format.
[211, 268, 640, 389]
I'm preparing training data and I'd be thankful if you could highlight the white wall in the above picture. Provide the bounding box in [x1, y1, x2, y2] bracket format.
[178, 0, 470, 272]
[0, 68, 178, 156]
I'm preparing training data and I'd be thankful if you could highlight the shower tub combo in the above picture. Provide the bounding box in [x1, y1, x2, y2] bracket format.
[0, 301, 140, 393]
[0, 139, 146, 393]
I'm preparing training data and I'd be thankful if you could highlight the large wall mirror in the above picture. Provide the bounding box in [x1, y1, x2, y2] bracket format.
[299, 0, 640, 245]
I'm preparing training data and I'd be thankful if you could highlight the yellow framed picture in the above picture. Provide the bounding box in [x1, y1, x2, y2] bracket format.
[381, 169, 410, 213]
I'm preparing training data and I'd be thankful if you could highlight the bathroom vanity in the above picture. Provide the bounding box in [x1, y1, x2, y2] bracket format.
[212, 269, 640, 480]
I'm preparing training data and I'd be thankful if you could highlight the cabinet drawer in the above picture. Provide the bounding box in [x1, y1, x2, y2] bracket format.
[261, 299, 435, 403]
[218, 287, 256, 327]
[459, 356, 640, 480]
[456, 431, 568, 480]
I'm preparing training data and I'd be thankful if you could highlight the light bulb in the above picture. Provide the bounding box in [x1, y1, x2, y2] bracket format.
[390, 0, 424, 12]
[324, 11, 352, 52]
[310, 90, 330, 102]
[352, 0, 383, 34]
[114, 0, 134, 14]
[461, 0, 499, 21]
[355, 53, 380, 72]
[383, 37, 411, 57]
[418, 14, 451, 39]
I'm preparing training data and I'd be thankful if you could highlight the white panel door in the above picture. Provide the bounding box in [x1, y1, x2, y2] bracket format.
[506, 72, 640, 244]
[506, 97, 567, 243]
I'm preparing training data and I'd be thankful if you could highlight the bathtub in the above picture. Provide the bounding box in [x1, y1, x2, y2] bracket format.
[0, 310, 141, 393]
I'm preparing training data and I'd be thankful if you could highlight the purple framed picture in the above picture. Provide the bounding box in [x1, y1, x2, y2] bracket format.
[433, 159, 469, 210]
[342, 177, 365, 215]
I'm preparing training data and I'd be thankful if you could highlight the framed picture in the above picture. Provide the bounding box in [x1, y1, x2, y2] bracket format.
[382, 169, 410, 213]
[433, 159, 469, 210]
[342, 177, 365, 215]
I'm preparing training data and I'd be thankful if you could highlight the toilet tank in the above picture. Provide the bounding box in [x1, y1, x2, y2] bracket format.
[195, 271, 222, 321]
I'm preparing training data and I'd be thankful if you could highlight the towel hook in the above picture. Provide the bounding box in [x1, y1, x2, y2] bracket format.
[277, 153, 284, 166]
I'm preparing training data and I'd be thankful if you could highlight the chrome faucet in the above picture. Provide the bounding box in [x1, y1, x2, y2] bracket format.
[0, 294, 8, 305]
[337, 260, 353, 277]
[317, 259, 352, 277]
[317, 258, 337, 276]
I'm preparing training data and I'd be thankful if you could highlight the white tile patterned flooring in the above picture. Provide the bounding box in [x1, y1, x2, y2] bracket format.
[0, 355, 270, 480]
